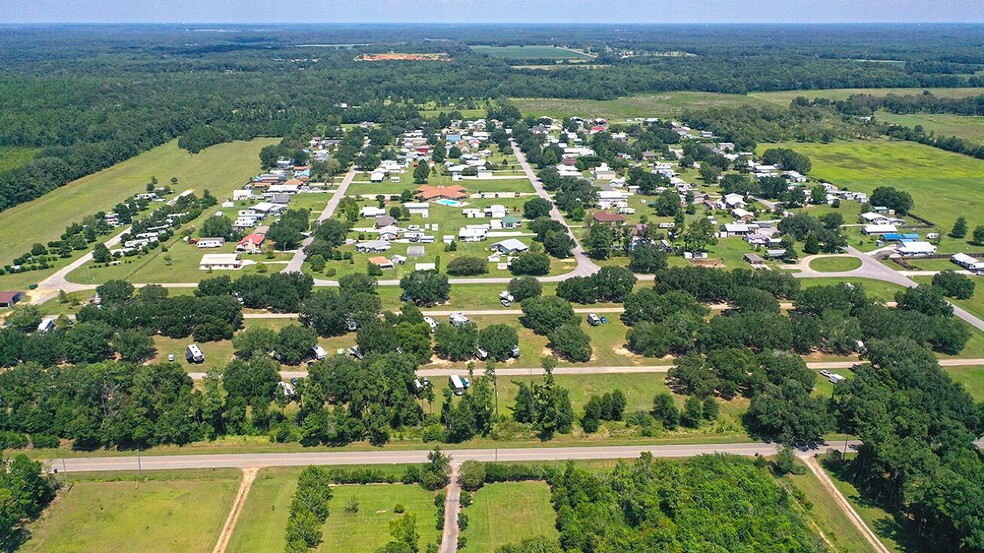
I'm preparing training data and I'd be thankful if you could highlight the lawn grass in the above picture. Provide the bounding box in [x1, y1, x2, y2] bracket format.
[944, 366, 984, 401]
[226, 468, 298, 553]
[0, 145, 39, 171]
[759, 139, 984, 230]
[798, 277, 907, 303]
[875, 111, 984, 145]
[461, 482, 558, 552]
[808, 256, 863, 272]
[20, 469, 241, 553]
[318, 484, 441, 553]
[0, 138, 277, 269]
[471, 45, 593, 60]
[780, 466, 878, 553]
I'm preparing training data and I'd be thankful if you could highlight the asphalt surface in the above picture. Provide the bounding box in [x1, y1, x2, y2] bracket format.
[283, 168, 359, 274]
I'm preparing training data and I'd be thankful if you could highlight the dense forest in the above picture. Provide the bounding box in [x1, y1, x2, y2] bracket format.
[0, 24, 983, 212]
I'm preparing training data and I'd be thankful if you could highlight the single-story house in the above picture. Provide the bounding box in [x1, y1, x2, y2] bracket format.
[370, 171, 385, 183]
[404, 202, 430, 218]
[199, 254, 242, 271]
[252, 202, 286, 215]
[952, 253, 984, 272]
[484, 205, 507, 219]
[723, 193, 746, 208]
[501, 215, 521, 229]
[356, 240, 392, 253]
[269, 193, 291, 205]
[361, 206, 387, 219]
[732, 208, 755, 222]
[0, 291, 25, 308]
[197, 237, 226, 249]
[417, 184, 468, 201]
[863, 224, 898, 236]
[743, 253, 765, 267]
[490, 238, 529, 255]
[744, 233, 770, 246]
[233, 189, 253, 201]
[458, 228, 487, 242]
[764, 249, 787, 259]
[896, 241, 936, 256]
[860, 212, 891, 225]
[237, 234, 265, 254]
[592, 211, 626, 225]
[724, 223, 752, 236]
[368, 256, 395, 269]
[268, 184, 299, 195]
[375, 215, 398, 228]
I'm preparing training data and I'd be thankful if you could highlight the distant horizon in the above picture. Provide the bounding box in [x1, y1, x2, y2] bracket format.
[5, 0, 984, 25]
[4, 21, 984, 26]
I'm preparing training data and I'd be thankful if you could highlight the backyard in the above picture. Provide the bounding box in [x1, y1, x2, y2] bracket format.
[460, 481, 558, 552]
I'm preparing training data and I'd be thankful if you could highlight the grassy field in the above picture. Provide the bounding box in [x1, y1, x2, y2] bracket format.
[461, 482, 558, 552]
[798, 277, 907, 303]
[21, 469, 240, 553]
[875, 111, 984, 145]
[318, 484, 441, 553]
[0, 145, 39, 171]
[0, 138, 276, 267]
[750, 87, 984, 106]
[511, 92, 773, 120]
[759, 140, 984, 230]
[471, 45, 593, 60]
[780, 467, 877, 553]
[808, 256, 863, 272]
[945, 366, 984, 401]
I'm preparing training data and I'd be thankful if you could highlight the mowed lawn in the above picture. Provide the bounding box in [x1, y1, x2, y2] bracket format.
[875, 111, 984, 145]
[317, 484, 441, 553]
[759, 140, 984, 230]
[226, 468, 299, 553]
[20, 469, 241, 553]
[945, 366, 984, 401]
[780, 468, 877, 553]
[471, 45, 593, 60]
[808, 256, 863, 272]
[511, 92, 774, 120]
[0, 138, 277, 267]
[461, 482, 558, 552]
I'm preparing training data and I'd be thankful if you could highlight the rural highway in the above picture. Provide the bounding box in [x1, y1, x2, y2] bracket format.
[47, 442, 818, 473]
[185, 357, 984, 381]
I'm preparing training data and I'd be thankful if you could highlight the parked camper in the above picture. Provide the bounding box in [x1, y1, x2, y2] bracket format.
[312, 345, 327, 360]
[347, 345, 365, 359]
[828, 373, 846, 384]
[511, 345, 521, 358]
[476, 347, 489, 360]
[587, 314, 601, 326]
[277, 381, 296, 398]
[449, 312, 470, 327]
[448, 374, 470, 396]
[424, 317, 439, 332]
[186, 344, 205, 363]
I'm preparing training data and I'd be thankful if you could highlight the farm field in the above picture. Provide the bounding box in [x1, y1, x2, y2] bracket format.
[0, 145, 39, 172]
[808, 256, 863, 272]
[20, 469, 240, 553]
[0, 138, 276, 268]
[875, 110, 984, 145]
[760, 140, 984, 230]
[471, 45, 594, 60]
[460, 482, 558, 552]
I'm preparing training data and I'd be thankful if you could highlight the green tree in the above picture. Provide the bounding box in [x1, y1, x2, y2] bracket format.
[276, 324, 318, 365]
[113, 329, 155, 362]
[508, 276, 542, 301]
[413, 162, 430, 184]
[400, 271, 450, 306]
[652, 393, 679, 430]
[92, 243, 111, 263]
[950, 216, 968, 238]
[547, 323, 592, 362]
[478, 324, 519, 361]
[520, 296, 578, 335]
[509, 252, 551, 275]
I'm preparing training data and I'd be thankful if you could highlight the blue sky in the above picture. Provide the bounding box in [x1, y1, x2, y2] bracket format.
[3, 0, 982, 23]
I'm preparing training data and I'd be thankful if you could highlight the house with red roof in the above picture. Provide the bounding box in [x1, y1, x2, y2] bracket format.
[236, 233, 266, 254]
[417, 184, 468, 201]
[591, 211, 626, 225]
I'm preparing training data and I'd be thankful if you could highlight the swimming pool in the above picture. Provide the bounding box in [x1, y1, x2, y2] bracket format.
[435, 199, 466, 207]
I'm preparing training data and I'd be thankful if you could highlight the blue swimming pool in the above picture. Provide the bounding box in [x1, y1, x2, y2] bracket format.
[435, 199, 465, 207]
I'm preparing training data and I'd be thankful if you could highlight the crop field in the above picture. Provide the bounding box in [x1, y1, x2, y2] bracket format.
[471, 45, 594, 60]
[460, 482, 558, 552]
[20, 469, 240, 553]
[875, 111, 984, 145]
[0, 138, 276, 268]
[760, 140, 984, 230]
[0, 145, 39, 172]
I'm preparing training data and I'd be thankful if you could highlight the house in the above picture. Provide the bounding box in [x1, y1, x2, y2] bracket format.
[377, 226, 401, 241]
[490, 238, 529, 255]
[235, 216, 259, 229]
[404, 202, 430, 218]
[252, 202, 286, 215]
[361, 206, 387, 219]
[484, 204, 507, 219]
[476, 168, 494, 179]
[458, 228, 488, 242]
[37, 316, 58, 333]
[952, 253, 984, 273]
[375, 215, 398, 228]
[197, 237, 226, 249]
[723, 193, 746, 209]
[597, 190, 628, 210]
[355, 240, 391, 253]
[724, 223, 752, 236]
[743, 253, 765, 267]
[860, 212, 891, 225]
[462, 208, 483, 218]
[731, 208, 755, 222]
[417, 184, 468, 201]
[764, 249, 787, 259]
[199, 254, 242, 271]
[370, 171, 385, 183]
[501, 215, 521, 229]
[0, 291, 25, 308]
[784, 171, 807, 183]
[896, 241, 936, 256]
[593, 164, 616, 180]
[268, 184, 299, 195]
[592, 211, 626, 225]
[863, 224, 898, 236]
[368, 256, 395, 269]
[269, 193, 291, 205]
[233, 189, 253, 201]
[744, 233, 771, 246]
[237, 234, 266, 254]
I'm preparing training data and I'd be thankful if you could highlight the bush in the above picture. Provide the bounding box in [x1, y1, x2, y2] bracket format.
[459, 460, 486, 491]
[446, 256, 488, 276]
[509, 252, 551, 275]
[30, 434, 60, 449]
[394, 503, 406, 514]
[0, 431, 29, 450]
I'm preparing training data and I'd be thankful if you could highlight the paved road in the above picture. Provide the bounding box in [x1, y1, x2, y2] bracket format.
[440, 464, 461, 553]
[795, 247, 984, 333]
[283, 169, 359, 274]
[185, 357, 984, 381]
[30, 227, 133, 304]
[47, 442, 811, 472]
